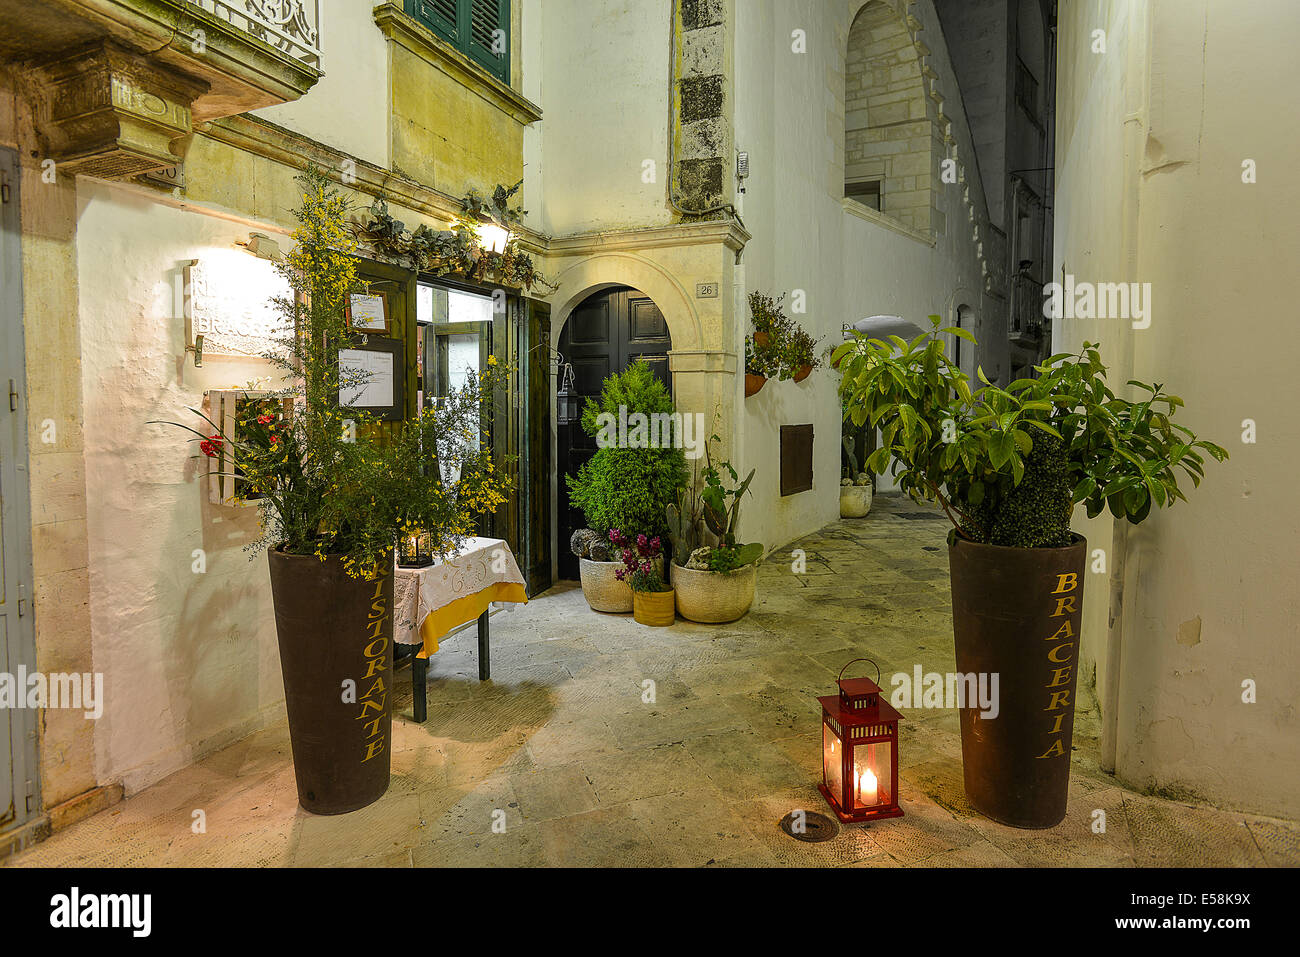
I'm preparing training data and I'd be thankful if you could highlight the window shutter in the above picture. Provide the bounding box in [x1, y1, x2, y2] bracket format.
[466, 0, 510, 83]
[409, 0, 460, 45]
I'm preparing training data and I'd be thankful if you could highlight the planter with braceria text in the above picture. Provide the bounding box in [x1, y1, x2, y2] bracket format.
[269, 548, 394, 815]
[948, 533, 1086, 828]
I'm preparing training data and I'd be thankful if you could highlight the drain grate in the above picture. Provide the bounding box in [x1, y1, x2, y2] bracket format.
[778, 810, 841, 843]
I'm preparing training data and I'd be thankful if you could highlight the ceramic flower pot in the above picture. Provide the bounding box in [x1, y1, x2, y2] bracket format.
[744, 373, 767, 397]
[268, 548, 393, 815]
[839, 484, 873, 518]
[633, 589, 676, 626]
[671, 561, 757, 623]
[579, 558, 633, 613]
[792, 364, 813, 382]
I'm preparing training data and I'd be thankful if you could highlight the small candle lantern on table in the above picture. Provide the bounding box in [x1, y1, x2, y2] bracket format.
[397, 529, 434, 568]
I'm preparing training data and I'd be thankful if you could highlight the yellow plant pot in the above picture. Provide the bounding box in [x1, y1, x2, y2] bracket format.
[633, 589, 676, 627]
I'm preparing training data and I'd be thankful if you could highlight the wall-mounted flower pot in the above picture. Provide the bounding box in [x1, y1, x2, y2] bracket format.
[839, 484, 873, 518]
[268, 548, 393, 815]
[753, 331, 770, 347]
[792, 364, 813, 382]
[579, 557, 633, 612]
[744, 374, 767, 397]
[948, 534, 1087, 828]
[633, 588, 676, 626]
[672, 561, 757, 623]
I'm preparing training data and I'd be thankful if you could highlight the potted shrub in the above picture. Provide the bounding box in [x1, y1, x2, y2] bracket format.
[157, 169, 510, 815]
[749, 290, 822, 383]
[834, 317, 1227, 828]
[666, 444, 764, 623]
[567, 361, 685, 612]
[613, 530, 675, 626]
[744, 336, 775, 397]
[839, 405, 875, 518]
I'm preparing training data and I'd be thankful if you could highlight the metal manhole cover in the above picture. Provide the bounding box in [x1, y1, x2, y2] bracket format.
[778, 810, 840, 843]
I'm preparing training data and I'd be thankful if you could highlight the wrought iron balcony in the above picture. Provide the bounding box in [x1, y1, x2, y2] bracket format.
[184, 0, 321, 68]
[1009, 269, 1045, 344]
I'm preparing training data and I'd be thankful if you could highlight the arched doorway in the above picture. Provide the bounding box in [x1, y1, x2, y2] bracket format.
[556, 285, 672, 579]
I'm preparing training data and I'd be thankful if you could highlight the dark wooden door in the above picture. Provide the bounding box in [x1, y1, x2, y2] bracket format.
[557, 286, 672, 579]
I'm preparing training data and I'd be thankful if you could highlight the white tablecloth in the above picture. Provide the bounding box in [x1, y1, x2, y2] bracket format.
[393, 536, 528, 656]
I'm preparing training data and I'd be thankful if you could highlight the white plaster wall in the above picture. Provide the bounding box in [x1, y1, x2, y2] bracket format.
[732, 0, 994, 556]
[1055, 0, 1300, 818]
[538, 0, 672, 235]
[254, 0, 390, 168]
[77, 181, 289, 794]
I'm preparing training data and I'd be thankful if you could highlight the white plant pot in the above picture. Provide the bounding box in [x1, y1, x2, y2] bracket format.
[671, 562, 757, 624]
[579, 555, 664, 613]
[840, 484, 873, 518]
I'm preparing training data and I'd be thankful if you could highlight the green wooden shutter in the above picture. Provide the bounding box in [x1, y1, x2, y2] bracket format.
[408, 0, 461, 46]
[466, 0, 510, 83]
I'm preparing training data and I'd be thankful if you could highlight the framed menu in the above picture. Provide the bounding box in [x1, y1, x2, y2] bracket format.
[338, 336, 405, 421]
[347, 291, 390, 333]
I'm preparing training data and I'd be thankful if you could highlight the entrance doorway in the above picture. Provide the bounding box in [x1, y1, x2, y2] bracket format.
[556, 285, 672, 580]
[1, 146, 37, 835]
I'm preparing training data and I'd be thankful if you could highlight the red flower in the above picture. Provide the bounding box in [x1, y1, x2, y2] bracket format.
[199, 434, 224, 458]
[269, 434, 280, 445]
[256, 414, 273, 425]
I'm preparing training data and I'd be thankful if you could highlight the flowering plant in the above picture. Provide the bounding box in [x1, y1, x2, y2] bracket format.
[610, 529, 667, 593]
[155, 166, 512, 578]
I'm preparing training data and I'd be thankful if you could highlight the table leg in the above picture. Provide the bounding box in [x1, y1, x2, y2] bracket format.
[413, 653, 427, 723]
[477, 609, 490, 681]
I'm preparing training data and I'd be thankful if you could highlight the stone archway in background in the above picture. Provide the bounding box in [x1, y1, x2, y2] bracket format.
[844, 0, 940, 234]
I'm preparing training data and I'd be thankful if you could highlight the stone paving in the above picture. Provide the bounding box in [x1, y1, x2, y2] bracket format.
[8, 494, 1298, 867]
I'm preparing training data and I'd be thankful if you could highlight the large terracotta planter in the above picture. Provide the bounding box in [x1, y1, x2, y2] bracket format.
[579, 558, 633, 612]
[672, 561, 757, 623]
[839, 484, 873, 518]
[744, 374, 767, 397]
[633, 589, 676, 626]
[268, 548, 393, 815]
[948, 534, 1087, 828]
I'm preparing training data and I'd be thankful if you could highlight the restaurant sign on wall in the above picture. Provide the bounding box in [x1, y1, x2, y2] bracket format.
[183, 254, 292, 358]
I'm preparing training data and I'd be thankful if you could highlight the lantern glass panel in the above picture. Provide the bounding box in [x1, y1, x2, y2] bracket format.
[851, 740, 892, 809]
[822, 723, 844, 801]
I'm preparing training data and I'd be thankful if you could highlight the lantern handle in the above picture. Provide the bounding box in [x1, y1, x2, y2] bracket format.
[838, 658, 881, 687]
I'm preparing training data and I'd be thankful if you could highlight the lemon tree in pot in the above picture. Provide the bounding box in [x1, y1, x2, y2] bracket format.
[157, 169, 510, 815]
[834, 317, 1227, 828]
[567, 362, 685, 612]
[667, 444, 764, 623]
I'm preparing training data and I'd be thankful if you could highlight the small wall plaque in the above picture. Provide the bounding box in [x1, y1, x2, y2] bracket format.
[696, 282, 719, 298]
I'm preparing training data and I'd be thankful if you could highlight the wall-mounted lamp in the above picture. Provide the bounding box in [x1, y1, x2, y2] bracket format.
[186, 334, 205, 368]
[475, 220, 510, 254]
[736, 151, 750, 194]
[842, 315, 921, 341]
[555, 357, 579, 426]
[240, 232, 282, 261]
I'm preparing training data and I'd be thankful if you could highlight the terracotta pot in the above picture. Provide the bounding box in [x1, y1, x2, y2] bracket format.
[839, 484, 873, 518]
[633, 589, 676, 626]
[672, 561, 758, 623]
[792, 364, 813, 382]
[753, 330, 770, 347]
[268, 548, 393, 815]
[744, 373, 767, 397]
[948, 534, 1087, 828]
[579, 558, 633, 612]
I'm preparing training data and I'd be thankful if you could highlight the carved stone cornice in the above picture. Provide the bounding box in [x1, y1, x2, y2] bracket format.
[31, 39, 209, 178]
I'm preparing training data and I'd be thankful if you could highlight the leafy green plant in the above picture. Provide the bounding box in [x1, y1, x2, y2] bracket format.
[566, 362, 687, 538]
[360, 180, 554, 292]
[833, 316, 1228, 546]
[748, 290, 821, 380]
[155, 167, 512, 579]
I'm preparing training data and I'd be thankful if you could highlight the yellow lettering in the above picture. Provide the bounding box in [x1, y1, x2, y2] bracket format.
[1050, 596, 1078, 618]
[356, 694, 387, 719]
[371, 579, 384, 601]
[362, 676, 386, 699]
[362, 715, 385, 739]
[1046, 620, 1074, 642]
[361, 737, 386, 762]
[1048, 642, 1075, 663]
[370, 600, 388, 617]
[365, 616, 387, 640]
[1044, 690, 1072, 711]
[1048, 711, 1068, 734]
[363, 636, 388, 659]
[1053, 573, 1078, 594]
[362, 657, 388, 679]
[1035, 739, 1065, 759]
[1047, 666, 1073, 688]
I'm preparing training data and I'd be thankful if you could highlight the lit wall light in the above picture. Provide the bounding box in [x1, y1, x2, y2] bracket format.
[476, 221, 510, 254]
[241, 232, 282, 260]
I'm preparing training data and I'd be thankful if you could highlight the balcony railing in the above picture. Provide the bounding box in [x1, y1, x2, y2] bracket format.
[185, 0, 321, 67]
[1009, 270, 1045, 343]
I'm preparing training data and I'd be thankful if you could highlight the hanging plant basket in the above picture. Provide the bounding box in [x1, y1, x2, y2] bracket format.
[793, 364, 813, 382]
[744, 373, 767, 397]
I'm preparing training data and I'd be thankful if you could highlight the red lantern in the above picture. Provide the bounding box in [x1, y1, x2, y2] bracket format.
[819, 658, 904, 823]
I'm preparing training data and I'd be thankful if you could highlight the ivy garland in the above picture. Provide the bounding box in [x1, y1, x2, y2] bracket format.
[357, 180, 555, 292]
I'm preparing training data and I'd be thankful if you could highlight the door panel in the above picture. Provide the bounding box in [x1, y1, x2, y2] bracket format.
[556, 286, 672, 579]
[1, 146, 36, 832]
